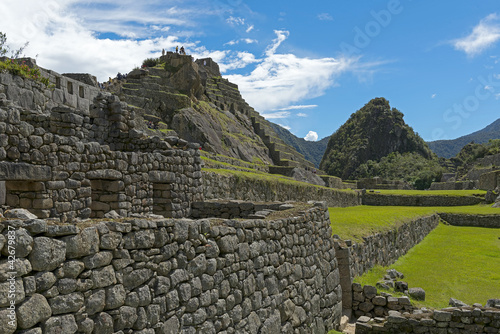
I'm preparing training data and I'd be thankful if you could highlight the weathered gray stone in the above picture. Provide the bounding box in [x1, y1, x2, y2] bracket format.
[114, 306, 138, 330]
[48, 292, 84, 315]
[217, 235, 238, 253]
[16, 293, 52, 329]
[35, 271, 57, 292]
[91, 265, 116, 288]
[123, 268, 152, 290]
[63, 227, 99, 259]
[0, 309, 16, 334]
[42, 314, 78, 334]
[83, 251, 113, 269]
[86, 289, 106, 315]
[93, 312, 113, 334]
[409, 287, 426, 301]
[62, 261, 85, 279]
[161, 316, 180, 334]
[1, 227, 33, 257]
[105, 284, 126, 310]
[29, 237, 66, 271]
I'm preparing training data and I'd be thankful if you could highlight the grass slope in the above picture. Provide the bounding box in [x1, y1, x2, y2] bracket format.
[329, 205, 500, 242]
[355, 224, 500, 308]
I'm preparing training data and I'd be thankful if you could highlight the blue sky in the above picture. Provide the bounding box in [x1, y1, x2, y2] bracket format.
[1, 1, 500, 143]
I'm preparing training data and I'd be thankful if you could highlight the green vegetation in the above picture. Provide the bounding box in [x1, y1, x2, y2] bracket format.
[142, 57, 160, 67]
[204, 167, 355, 192]
[354, 224, 500, 308]
[320, 98, 434, 180]
[0, 32, 50, 87]
[353, 152, 446, 190]
[428, 119, 500, 158]
[374, 189, 486, 197]
[452, 139, 500, 165]
[329, 205, 499, 242]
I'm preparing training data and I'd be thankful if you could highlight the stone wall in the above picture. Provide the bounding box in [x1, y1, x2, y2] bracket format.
[351, 284, 414, 318]
[191, 200, 295, 219]
[203, 170, 361, 207]
[429, 180, 477, 190]
[479, 170, 500, 190]
[0, 65, 203, 221]
[355, 307, 500, 333]
[0, 203, 342, 333]
[334, 215, 440, 312]
[362, 194, 483, 206]
[439, 213, 500, 228]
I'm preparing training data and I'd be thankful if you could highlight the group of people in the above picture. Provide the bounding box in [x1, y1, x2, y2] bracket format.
[175, 46, 186, 55]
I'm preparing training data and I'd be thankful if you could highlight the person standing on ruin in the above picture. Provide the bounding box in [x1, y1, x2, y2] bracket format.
[176, 46, 178, 53]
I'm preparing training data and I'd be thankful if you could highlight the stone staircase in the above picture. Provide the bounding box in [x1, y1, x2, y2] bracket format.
[204, 77, 314, 169]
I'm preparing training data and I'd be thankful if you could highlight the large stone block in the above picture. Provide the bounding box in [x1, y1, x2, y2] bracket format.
[0, 162, 51, 181]
[16, 293, 52, 329]
[29, 237, 66, 271]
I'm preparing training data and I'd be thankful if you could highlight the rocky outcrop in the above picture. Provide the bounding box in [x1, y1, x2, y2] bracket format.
[119, 52, 314, 168]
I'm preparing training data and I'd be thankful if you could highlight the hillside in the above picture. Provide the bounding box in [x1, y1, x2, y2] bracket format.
[268, 122, 330, 167]
[117, 53, 314, 169]
[320, 98, 434, 180]
[427, 118, 500, 158]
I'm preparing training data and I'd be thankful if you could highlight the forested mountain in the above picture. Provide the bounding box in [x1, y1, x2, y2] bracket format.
[320, 98, 434, 180]
[427, 118, 500, 158]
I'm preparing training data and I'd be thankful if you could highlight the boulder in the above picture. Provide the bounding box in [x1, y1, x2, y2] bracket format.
[486, 299, 500, 309]
[4, 208, 37, 220]
[394, 281, 408, 293]
[409, 287, 425, 301]
[449, 298, 469, 307]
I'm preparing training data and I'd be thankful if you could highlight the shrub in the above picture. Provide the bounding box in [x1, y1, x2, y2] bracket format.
[142, 57, 160, 68]
[0, 59, 51, 87]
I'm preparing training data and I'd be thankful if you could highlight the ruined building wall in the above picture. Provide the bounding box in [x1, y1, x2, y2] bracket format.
[0, 204, 342, 333]
[0, 66, 203, 222]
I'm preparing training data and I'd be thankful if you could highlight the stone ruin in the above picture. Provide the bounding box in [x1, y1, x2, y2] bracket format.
[0, 59, 203, 222]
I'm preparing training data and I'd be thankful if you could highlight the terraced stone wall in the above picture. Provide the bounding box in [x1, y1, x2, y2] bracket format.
[0, 66, 203, 221]
[0, 203, 342, 333]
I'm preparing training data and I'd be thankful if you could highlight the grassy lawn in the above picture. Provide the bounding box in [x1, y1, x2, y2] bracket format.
[329, 205, 500, 242]
[354, 224, 500, 308]
[373, 189, 487, 197]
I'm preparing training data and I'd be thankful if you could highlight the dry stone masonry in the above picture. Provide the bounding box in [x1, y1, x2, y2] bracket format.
[0, 62, 203, 221]
[0, 203, 341, 333]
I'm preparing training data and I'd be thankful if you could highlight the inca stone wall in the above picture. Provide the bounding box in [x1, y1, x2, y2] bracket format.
[438, 213, 500, 228]
[355, 305, 500, 333]
[203, 170, 361, 207]
[362, 193, 483, 206]
[0, 203, 342, 333]
[0, 66, 203, 221]
[333, 215, 440, 312]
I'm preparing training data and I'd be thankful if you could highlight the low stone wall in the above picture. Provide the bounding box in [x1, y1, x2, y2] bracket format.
[362, 194, 483, 206]
[351, 284, 414, 318]
[429, 181, 477, 190]
[439, 213, 500, 228]
[191, 200, 295, 219]
[334, 215, 440, 311]
[0, 203, 342, 333]
[203, 170, 361, 207]
[356, 307, 500, 333]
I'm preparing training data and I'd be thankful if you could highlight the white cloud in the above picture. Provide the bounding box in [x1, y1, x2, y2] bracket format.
[277, 124, 291, 130]
[226, 30, 361, 112]
[431, 93, 437, 99]
[453, 13, 500, 57]
[317, 13, 333, 21]
[226, 16, 246, 26]
[243, 39, 257, 44]
[304, 131, 318, 141]
[260, 111, 291, 119]
[274, 105, 318, 111]
[297, 113, 307, 117]
[246, 25, 254, 33]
